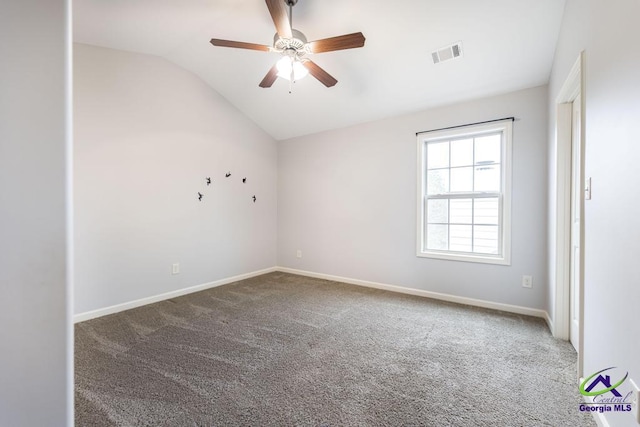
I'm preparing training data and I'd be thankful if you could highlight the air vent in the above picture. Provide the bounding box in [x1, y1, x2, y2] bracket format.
[432, 41, 463, 64]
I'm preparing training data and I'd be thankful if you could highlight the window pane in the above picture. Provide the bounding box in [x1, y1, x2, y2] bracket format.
[450, 167, 473, 192]
[427, 224, 448, 251]
[475, 134, 501, 165]
[427, 169, 449, 195]
[473, 225, 499, 254]
[450, 138, 473, 167]
[473, 198, 499, 225]
[427, 199, 448, 223]
[474, 164, 500, 192]
[427, 141, 449, 169]
[450, 199, 472, 224]
[450, 225, 472, 252]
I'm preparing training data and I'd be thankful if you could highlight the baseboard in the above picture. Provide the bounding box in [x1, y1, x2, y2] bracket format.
[581, 380, 611, 427]
[277, 266, 550, 321]
[591, 408, 610, 427]
[75, 265, 552, 328]
[544, 311, 555, 335]
[74, 267, 278, 323]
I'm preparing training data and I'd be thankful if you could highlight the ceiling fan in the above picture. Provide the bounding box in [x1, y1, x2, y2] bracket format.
[210, 0, 365, 89]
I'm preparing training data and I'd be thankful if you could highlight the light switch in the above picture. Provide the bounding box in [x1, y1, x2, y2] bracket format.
[585, 177, 591, 200]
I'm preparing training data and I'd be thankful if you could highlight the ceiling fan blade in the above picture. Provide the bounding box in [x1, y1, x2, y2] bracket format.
[308, 32, 366, 54]
[210, 39, 271, 52]
[259, 65, 279, 88]
[265, 0, 292, 39]
[303, 60, 338, 87]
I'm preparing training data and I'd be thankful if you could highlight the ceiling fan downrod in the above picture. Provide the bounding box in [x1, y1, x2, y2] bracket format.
[285, 0, 297, 28]
[285, 0, 299, 94]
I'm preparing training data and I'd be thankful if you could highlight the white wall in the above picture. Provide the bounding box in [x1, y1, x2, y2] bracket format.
[0, 1, 72, 426]
[549, 0, 640, 425]
[278, 86, 549, 311]
[74, 44, 277, 315]
[545, 0, 590, 331]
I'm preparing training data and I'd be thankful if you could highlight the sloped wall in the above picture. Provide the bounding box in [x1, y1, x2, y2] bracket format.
[74, 43, 278, 315]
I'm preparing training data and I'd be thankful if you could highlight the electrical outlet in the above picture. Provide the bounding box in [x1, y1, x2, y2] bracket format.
[522, 275, 533, 288]
[172, 263, 180, 275]
[296, 249, 302, 258]
[630, 378, 640, 424]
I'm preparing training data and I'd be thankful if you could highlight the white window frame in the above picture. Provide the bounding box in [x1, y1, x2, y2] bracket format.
[416, 119, 513, 265]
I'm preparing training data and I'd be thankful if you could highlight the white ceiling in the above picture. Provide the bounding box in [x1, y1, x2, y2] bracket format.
[74, 0, 566, 140]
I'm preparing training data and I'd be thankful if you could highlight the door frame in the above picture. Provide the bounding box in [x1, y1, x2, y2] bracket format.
[553, 52, 585, 379]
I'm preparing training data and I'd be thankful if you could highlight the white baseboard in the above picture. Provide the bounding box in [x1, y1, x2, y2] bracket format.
[580, 381, 611, 427]
[74, 267, 278, 323]
[277, 266, 550, 321]
[544, 311, 555, 335]
[75, 265, 552, 328]
[592, 408, 610, 427]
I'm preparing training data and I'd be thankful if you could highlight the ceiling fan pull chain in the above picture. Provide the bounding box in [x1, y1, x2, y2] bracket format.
[289, 60, 294, 93]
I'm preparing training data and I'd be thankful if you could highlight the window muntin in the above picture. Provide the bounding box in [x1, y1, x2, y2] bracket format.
[417, 120, 512, 265]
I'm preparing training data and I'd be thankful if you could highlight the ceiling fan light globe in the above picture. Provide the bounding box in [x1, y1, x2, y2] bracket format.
[276, 57, 308, 81]
[293, 61, 309, 80]
[276, 56, 292, 77]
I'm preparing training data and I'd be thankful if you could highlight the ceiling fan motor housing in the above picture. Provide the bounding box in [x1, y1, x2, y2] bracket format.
[273, 29, 309, 60]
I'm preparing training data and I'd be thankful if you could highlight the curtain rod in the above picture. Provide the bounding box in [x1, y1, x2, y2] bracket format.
[416, 117, 515, 136]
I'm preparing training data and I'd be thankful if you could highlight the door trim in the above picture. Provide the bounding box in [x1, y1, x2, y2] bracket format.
[554, 52, 585, 379]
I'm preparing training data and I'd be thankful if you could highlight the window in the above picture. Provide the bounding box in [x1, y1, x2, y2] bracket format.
[416, 119, 512, 265]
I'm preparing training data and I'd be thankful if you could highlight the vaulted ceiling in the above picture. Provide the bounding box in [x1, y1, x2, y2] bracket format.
[74, 0, 566, 140]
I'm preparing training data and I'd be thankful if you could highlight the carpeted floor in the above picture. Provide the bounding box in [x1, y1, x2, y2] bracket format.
[75, 272, 595, 426]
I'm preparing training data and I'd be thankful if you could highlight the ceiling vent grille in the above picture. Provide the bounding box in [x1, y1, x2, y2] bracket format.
[432, 42, 463, 64]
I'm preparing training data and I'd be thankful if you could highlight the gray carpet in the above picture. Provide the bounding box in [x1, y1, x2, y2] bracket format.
[75, 272, 595, 426]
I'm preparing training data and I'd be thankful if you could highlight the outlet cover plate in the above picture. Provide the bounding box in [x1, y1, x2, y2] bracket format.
[172, 263, 180, 275]
[522, 275, 533, 288]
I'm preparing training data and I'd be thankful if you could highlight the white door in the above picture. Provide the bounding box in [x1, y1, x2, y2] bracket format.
[569, 94, 582, 351]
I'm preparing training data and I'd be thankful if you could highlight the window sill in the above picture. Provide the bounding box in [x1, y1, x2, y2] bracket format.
[417, 250, 511, 266]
